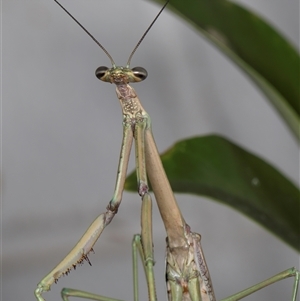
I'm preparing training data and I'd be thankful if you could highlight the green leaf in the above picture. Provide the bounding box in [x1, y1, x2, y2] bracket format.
[125, 135, 300, 251]
[151, 0, 300, 139]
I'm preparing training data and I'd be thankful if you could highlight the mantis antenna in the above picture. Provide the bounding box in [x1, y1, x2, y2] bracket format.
[54, 0, 170, 68]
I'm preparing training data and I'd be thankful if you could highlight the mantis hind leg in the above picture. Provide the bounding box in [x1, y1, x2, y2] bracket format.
[221, 267, 299, 301]
[35, 127, 134, 301]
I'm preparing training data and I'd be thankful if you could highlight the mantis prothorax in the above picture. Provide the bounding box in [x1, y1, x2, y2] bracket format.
[35, 1, 299, 301]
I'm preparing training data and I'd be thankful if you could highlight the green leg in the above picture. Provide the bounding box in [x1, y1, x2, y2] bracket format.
[132, 231, 156, 301]
[292, 268, 300, 300]
[132, 226, 155, 301]
[61, 288, 125, 301]
[221, 267, 299, 301]
[133, 118, 157, 301]
[132, 235, 141, 301]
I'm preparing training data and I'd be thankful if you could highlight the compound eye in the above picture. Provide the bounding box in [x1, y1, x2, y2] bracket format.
[132, 67, 148, 81]
[95, 66, 109, 80]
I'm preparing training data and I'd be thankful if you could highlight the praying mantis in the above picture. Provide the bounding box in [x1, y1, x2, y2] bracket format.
[34, 1, 299, 300]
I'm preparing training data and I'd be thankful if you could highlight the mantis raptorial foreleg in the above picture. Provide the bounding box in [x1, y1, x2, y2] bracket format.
[35, 124, 132, 301]
[35, 104, 157, 301]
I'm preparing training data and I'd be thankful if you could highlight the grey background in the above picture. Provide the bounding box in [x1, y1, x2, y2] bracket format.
[3, 0, 299, 300]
